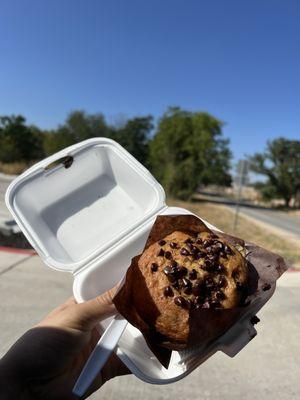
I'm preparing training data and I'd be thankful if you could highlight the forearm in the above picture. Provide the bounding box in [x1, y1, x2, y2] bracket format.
[0, 335, 35, 400]
[0, 357, 25, 400]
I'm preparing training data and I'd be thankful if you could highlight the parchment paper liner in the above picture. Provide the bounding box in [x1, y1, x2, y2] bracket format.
[113, 215, 288, 367]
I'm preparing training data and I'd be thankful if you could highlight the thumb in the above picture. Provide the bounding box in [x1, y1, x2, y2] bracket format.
[75, 286, 118, 330]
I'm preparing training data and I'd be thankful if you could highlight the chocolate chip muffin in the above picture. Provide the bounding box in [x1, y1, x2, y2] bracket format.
[133, 230, 249, 345]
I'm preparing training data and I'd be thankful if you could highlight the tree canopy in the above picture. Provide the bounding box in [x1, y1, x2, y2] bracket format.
[0, 108, 239, 203]
[149, 107, 232, 199]
[43, 111, 152, 166]
[43, 111, 109, 155]
[110, 116, 153, 166]
[0, 115, 44, 163]
[249, 138, 300, 207]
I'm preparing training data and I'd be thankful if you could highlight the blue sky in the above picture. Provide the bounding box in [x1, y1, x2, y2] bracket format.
[0, 0, 299, 163]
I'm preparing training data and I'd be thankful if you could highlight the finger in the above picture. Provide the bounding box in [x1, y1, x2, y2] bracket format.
[75, 287, 118, 330]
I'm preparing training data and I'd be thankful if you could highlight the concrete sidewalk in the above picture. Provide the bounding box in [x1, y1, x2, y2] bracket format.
[0, 251, 299, 399]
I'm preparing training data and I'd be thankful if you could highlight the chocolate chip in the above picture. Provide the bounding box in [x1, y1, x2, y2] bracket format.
[210, 300, 221, 308]
[169, 268, 182, 283]
[170, 242, 178, 249]
[219, 251, 227, 258]
[205, 246, 212, 253]
[184, 286, 192, 295]
[167, 275, 176, 283]
[202, 301, 210, 309]
[164, 286, 174, 297]
[192, 279, 204, 296]
[215, 291, 226, 300]
[164, 251, 172, 259]
[190, 245, 199, 255]
[196, 239, 202, 245]
[184, 238, 193, 244]
[262, 283, 271, 291]
[203, 259, 214, 271]
[215, 264, 225, 273]
[181, 278, 191, 287]
[189, 269, 197, 280]
[203, 240, 212, 248]
[180, 248, 190, 256]
[185, 299, 192, 309]
[192, 286, 201, 296]
[207, 253, 219, 263]
[177, 278, 184, 288]
[204, 258, 212, 267]
[177, 266, 188, 277]
[224, 245, 233, 255]
[163, 266, 172, 275]
[163, 266, 176, 283]
[193, 251, 205, 260]
[185, 241, 194, 249]
[164, 266, 178, 283]
[159, 240, 166, 246]
[250, 315, 260, 325]
[194, 303, 202, 309]
[214, 241, 224, 250]
[174, 296, 187, 308]
[170, 260, 177, 268]
[170, 266, 179, 277]
[157, 248, 165, 257]
[217, 275, 228, 288]
[205, 277, 215, 291]
[172, 280, 180, 289]
[151, 263, 158, 272]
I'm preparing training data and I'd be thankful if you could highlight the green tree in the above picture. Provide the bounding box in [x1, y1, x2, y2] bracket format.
[64, 110, 109, 141]
[43, 127, 76, 156]
[0, 115, 44, 162]
[149, 107, 231, 200]
[44, 111, 153, 166]
[111, 116, 153, 166]
[249, 138, 300, 207]
[43, 111, 110, 155]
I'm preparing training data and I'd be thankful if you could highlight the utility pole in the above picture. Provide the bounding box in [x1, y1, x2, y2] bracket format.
[233, 159, 249, 232]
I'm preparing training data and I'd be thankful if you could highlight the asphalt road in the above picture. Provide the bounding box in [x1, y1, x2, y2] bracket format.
[0, 253, 299, 400]
[195, 193, 300, 239]
[231, 205, 300, 239]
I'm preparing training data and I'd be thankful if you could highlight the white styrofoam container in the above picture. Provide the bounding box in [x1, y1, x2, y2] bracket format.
[5, 138, 273, 384]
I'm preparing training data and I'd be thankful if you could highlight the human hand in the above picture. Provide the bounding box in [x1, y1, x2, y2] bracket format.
[0, 288, 129, 399]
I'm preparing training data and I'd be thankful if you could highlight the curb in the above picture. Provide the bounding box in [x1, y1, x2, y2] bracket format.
[0, 246, 36, 255]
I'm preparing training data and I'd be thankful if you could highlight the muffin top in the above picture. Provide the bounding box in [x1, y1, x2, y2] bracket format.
[134, 230, 249, 344]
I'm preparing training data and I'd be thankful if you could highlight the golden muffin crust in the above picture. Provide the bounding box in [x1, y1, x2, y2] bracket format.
[136, 230, 248, 344]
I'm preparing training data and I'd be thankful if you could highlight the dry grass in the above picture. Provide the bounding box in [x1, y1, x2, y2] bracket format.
[167, 198, 300, 268]
[0, 161, 38, 175]
[286, 210, 300, 217]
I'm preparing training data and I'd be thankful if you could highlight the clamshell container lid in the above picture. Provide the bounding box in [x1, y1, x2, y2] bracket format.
[5, 138, 166, 273]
